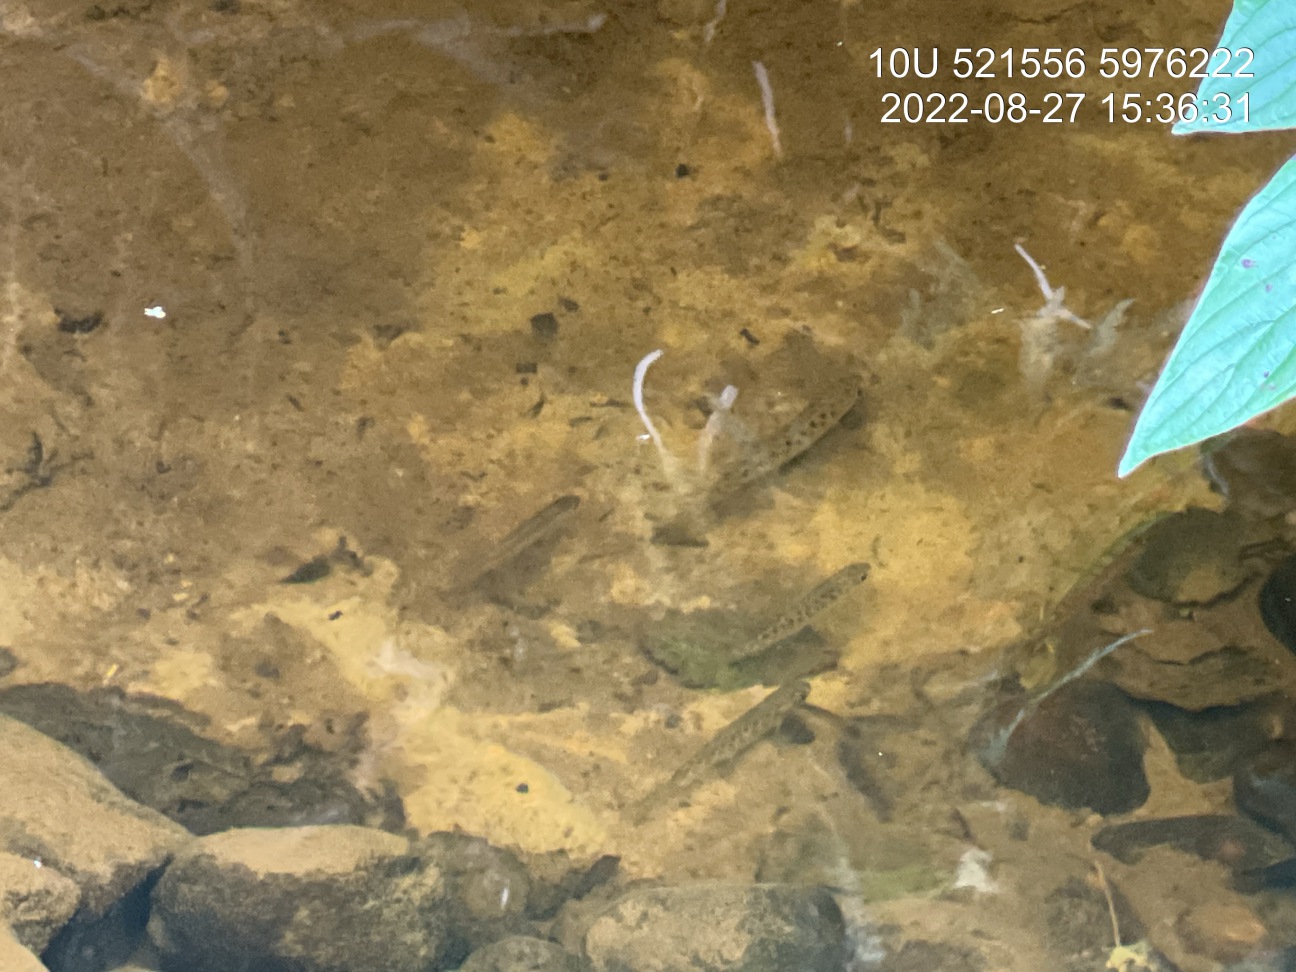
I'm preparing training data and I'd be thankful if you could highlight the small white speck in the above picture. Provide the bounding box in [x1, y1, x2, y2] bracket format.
[144, 306, 166, 319]
[952, 847, 998, 894]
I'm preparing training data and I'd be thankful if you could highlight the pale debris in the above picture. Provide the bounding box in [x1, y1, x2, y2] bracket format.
[752, 61, 783, 159]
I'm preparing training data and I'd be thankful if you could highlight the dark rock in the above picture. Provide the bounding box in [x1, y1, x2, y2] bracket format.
[1202, 428, 1296, 520]
[1093, 814, 1294, 872]
[42, 874, 155, 972]
[971, 681, 1148, 815]
[581, 883, 848, 972]
[1236, 857, 1296, 893]
[1260, 555, 1296, 654]
[458, 936, 580, 972]
[522, 851, 619, 921]
[148, 825, 447, 972]
[0, 683, 399, 836]
[419, 832, 534, 965]
[529, 313, 559, 339]
[1142, 700, 1282, 782]
[1235, 740, 1296, 843]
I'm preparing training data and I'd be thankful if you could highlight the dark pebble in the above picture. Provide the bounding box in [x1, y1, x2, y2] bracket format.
[1235, 857, 1296, 893]
[530, 312, 559, 339]
[1143, 699, 1281, 783]
[1260, 554, 1296, 654]
[1235, 740, 1296, 843]
[281, 556, 331, 584]
[55, 309, 103, 334]
[1093, 814, 1294, 872]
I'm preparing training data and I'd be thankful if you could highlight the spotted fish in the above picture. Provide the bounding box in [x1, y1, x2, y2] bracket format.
[725, 562, 871, 663]
[628, 679, 811, 823]
[712, 374, 862, 495]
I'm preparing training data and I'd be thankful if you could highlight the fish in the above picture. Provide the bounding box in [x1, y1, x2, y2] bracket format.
[725, 562, 871, 663]
[712, 374, 862, 495]
[628, 679, 810, 823]
[459, 494, 581, 588]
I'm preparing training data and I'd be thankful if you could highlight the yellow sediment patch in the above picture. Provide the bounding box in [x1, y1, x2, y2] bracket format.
[232, 571, 614, 856]
[395, 706, 612, 856]
[0, 559, 34, 645]
[142, 648, 221, 700]
[749, 478, 1003, 667]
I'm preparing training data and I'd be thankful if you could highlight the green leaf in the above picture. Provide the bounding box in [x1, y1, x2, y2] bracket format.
[1118, 155, 1296, 476]
[1173, 0, 1296, 134]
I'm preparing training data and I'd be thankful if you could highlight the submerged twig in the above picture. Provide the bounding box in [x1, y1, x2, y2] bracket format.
[632, 349, 668, 457]
[631, 350, 743, 492]
[1014, 243, 1089, 395]
[702, 0, 728, 45]
[987, 628, 1150, 768]
[696, 384, 738, 474]
[1014, 244, 1091, 330]
[752, 61, 783, 159]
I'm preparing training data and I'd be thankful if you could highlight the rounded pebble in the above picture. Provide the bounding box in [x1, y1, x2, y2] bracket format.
[1176, 902, 1266, 963]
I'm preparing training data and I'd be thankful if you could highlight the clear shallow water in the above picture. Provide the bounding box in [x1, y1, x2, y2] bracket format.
[2, 0, 1296, 968]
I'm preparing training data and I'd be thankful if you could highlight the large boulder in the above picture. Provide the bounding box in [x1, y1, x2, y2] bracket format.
[149, 824, 449, 972]
[0, 713, 191, 919]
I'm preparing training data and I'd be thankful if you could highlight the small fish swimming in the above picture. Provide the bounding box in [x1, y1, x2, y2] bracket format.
[628, 679, 810, 823]
[725, 562, 871, 663]
[712, 374, 862, 495]
[459, 494, 581, 588]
